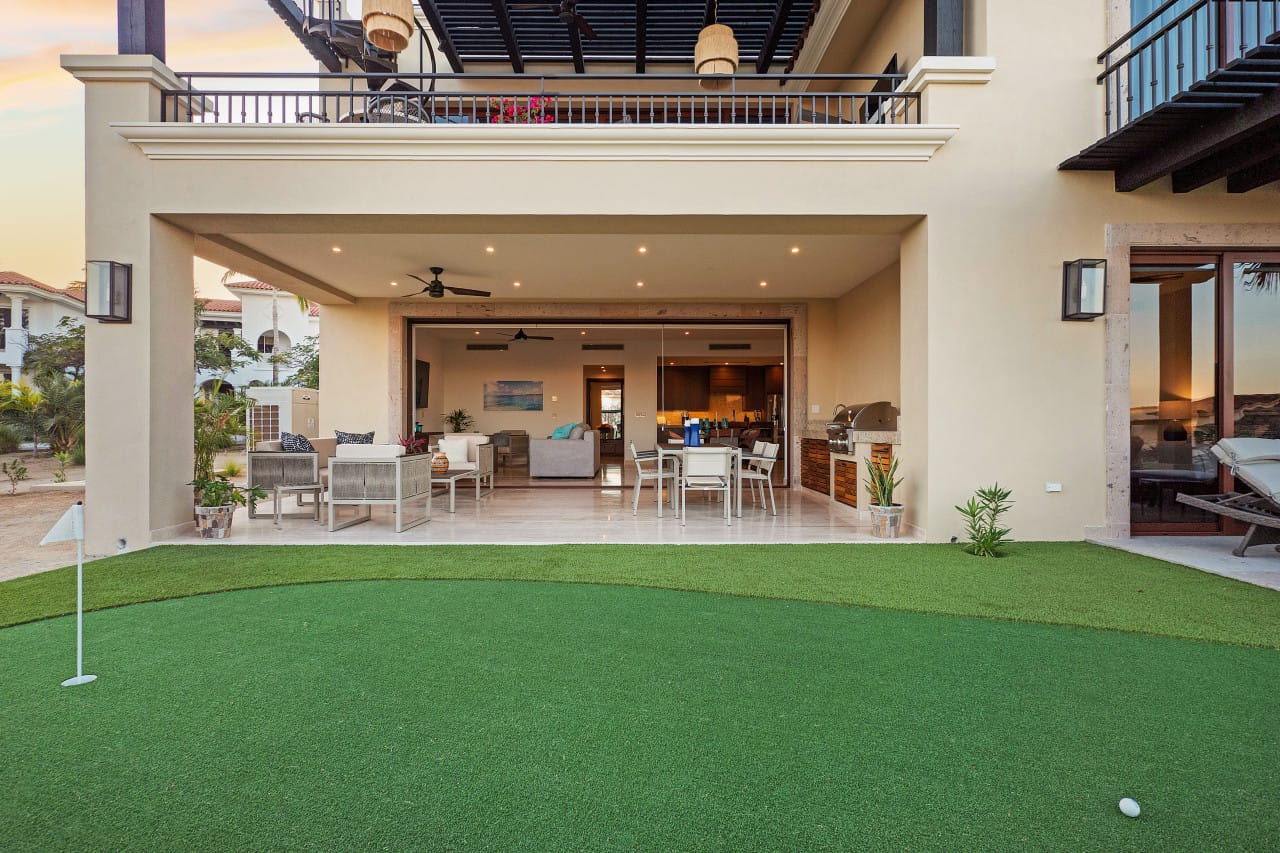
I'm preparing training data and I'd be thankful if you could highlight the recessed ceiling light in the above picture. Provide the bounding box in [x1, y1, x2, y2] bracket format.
[684, 331, 690, 336]
[790, 246, 800, 254]
[638, 246, 648, 254]
[669, 361, 675, 366]
[513, 281, 521, 288]
[580, 331, 586, 335]
[636, 281, 644, 288]
[724, 362, 729, 365]
[759, 281, 768, 288]
[474, 330, 480, 335]
[390, 281, 398, 286]
[331, 246, 342, 253]
[485, 246, 495, 254]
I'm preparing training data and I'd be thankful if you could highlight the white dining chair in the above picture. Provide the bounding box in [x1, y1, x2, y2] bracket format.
[679, 447, 734, 526]
[630, 440, 677, 516]
[740, 442, 780, 515]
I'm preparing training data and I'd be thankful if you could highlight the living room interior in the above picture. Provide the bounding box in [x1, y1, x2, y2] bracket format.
[411, 323, 788, 489]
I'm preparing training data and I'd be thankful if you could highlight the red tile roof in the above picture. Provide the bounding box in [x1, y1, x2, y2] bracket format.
[223, 279, 274, 291]
[309, 304, 320, 317]
[0, 270, 85, 302]
[200, 299, 242, 313]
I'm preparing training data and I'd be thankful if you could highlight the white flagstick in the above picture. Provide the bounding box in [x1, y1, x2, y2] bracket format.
[42, 502, 96, 686]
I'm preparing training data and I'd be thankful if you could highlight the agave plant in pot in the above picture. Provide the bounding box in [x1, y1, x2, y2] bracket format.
[189, 475, 267, 539]
[864, 455, 905, 538]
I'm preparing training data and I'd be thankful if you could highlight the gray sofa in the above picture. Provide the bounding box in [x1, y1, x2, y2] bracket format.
[529, 429, 601, 478]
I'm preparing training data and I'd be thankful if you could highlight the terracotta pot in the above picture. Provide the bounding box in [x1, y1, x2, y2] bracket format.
[195, 505, 235, 539]
[431, 451, 450, 475]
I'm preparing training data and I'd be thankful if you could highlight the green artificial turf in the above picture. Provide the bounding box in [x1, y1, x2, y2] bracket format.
[2, 580, 1277, 850]
[1, 542, 1278, 647]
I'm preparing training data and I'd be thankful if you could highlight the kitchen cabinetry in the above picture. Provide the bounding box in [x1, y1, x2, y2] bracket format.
[660, 366, 709, 411]
[800, 438, 831, 494]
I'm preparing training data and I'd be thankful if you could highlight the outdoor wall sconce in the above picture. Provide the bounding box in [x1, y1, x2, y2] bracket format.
[85, 260, 132, 323]
[1062, 259, 1106, 321]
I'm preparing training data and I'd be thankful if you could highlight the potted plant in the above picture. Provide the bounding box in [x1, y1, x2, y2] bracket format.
[864, 455, 905, 538]
[443, 408, 475, 433]
[189, 475, 266, 539]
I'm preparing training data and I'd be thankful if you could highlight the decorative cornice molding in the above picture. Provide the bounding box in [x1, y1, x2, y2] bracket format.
[902, 57, 997, 93]
[61, 54, 188, 92]
[112, 122, 959, 162]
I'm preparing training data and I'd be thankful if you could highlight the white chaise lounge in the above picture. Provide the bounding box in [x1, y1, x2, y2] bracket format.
[1176, 438, 1280, 556]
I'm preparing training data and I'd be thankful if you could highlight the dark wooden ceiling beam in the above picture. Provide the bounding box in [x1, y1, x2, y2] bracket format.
[1228, 152, 1280, 192]
[1171, 125, 1280, 191]
[490, 0, 524, 73]
[1115, 85, 1280, 190]
[756, 0, 793, 73]
[417, 0, 465, 72]
[636, 0, 647, 74]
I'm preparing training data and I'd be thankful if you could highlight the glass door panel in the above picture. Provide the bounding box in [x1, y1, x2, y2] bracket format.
[1129, 263, 1220, 529]
[1232, 261, 1280, 440]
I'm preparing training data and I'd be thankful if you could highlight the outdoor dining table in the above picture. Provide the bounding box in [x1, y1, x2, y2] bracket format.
[658, 443, 770, 519]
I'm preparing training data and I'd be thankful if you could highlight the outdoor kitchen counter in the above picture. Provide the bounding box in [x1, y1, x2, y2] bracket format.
[826, 432, 902, 514]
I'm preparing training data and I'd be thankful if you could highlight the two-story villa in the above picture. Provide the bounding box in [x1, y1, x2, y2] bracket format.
[66, 0, 1280, 552]
[0, 272, 85, 385]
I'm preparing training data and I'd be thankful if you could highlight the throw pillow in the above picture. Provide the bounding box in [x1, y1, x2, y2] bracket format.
[569, 424, 586, 441]
[279, 432, 315, 453]
[551, 423, 574, 440]
[335, 429, 374, 445]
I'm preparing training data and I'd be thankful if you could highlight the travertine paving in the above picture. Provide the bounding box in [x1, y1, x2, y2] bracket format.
[160, 484, 914, 546]
[1091, 536, 1280, 591]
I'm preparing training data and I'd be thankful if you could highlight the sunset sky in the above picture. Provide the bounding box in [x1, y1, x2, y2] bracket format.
[0, 0, 318, 299]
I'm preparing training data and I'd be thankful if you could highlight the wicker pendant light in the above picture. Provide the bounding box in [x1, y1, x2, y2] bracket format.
[694, 2, 738, 91]
[363, 0, 414, 53]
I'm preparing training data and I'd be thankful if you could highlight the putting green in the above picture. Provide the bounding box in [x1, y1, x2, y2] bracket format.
[2, 580, 1277, 850]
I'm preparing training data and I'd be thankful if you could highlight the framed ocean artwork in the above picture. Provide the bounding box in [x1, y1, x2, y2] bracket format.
[484, 380, 544, 411]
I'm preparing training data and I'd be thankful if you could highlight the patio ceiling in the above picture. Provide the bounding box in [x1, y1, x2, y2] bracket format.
[191, 227, 900, 303]
[419, 1, 821, 74]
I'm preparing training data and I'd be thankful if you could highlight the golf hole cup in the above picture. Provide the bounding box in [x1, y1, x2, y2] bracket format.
[1118, 797, 1141, 818]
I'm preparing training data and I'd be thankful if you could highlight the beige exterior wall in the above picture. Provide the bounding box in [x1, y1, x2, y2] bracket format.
[66, 0, 1280, 549]
[836, 262, 900, 409]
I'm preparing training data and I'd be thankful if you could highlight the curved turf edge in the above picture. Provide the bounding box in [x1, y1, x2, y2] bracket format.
[2, 542, 1278, 648]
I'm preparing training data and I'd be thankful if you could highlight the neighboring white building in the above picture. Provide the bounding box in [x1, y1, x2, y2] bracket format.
[196, 279, 320, 392]
[0, 271, 85, 385]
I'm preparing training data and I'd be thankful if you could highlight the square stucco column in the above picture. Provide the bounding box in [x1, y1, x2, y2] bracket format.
[67, 55, 196, 552]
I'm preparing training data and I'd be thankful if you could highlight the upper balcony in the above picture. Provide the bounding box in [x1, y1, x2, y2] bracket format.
[1061, 0, 1280, 192]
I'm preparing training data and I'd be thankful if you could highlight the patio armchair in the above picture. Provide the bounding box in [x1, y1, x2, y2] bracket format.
[246, 437, 337, 519]
[437, 433, 495, 486]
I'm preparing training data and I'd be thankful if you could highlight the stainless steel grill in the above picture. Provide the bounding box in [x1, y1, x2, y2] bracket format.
[826, 402, 899, 451]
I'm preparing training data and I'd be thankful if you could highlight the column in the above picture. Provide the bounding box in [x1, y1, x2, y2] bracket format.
[4, 294, 26, 384]
[66, 55, 196, 553]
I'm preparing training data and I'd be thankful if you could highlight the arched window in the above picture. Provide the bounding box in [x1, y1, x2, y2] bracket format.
[257, 330, 291, 355]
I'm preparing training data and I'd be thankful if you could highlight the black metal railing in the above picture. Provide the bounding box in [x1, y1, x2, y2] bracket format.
[1098, 0, 1280, 135]
[159, 73, 919, 127]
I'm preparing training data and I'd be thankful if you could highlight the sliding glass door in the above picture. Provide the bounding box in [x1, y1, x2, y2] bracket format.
[1129, 253, 1280, 532]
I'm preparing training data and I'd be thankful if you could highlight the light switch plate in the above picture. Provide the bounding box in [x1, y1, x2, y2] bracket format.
[811, 404, 821, 414]
[1046, 482, 1063, 493]
[551, 395, 558, 402]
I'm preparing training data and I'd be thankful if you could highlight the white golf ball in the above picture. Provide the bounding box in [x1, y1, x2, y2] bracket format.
[1118, 797, 1141, 818]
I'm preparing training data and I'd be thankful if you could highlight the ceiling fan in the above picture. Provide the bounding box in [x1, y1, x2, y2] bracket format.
[406, 267, 492, 299]
[498, 327, 555, 341]
[511, 1, 597, 39]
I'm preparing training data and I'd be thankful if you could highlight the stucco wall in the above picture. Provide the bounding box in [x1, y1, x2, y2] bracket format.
[836, 261, 900, 408]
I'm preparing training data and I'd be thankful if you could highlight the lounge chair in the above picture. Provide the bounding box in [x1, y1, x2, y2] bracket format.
[1176, 438, 1280, 556]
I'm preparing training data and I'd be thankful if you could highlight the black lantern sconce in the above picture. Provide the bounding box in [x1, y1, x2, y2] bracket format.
[1062, 259, 1106, 321]
[85, 261, 132, 323]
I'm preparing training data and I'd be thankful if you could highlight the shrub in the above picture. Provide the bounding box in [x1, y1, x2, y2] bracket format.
[2, 460, 29, 495]
[69, 443, 86, 466]
[220, 458, 243, 478]
[956, 484, 1014, 557]
[0, 424, 20, 454]
[52, 451, 71, 483]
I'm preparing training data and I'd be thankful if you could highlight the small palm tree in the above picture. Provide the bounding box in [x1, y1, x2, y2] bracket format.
[36, 374, 85, 454]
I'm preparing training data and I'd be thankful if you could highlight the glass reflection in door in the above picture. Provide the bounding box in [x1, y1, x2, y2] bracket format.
[1129, 264, 1219, 529]
[1232, 261, 1280, 440]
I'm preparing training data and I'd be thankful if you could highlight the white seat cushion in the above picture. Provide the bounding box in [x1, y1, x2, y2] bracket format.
[1212, 438, 1280, 467]
[1234, 460, 1280, 501]
[335, 443, 404, 458]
